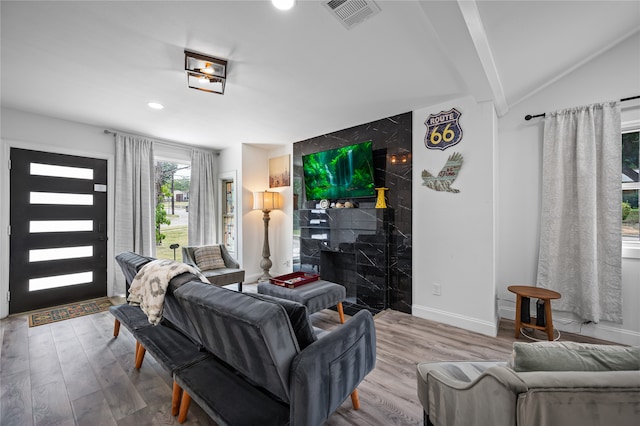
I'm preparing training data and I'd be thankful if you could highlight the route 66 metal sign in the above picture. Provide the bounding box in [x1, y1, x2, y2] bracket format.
[424, 108, 463, 151]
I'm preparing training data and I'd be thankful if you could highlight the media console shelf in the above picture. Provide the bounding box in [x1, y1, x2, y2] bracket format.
[297, 207, 393, 314]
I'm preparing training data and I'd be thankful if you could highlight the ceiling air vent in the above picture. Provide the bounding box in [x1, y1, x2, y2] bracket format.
[323, 0, 381, 30]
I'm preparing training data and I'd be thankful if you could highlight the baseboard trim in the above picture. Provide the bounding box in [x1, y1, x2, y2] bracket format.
[498, 305, 640, 346]
[412, 304, 499, 337]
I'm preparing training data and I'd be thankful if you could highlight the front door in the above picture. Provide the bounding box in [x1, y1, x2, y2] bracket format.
[9, 148, 108, 313]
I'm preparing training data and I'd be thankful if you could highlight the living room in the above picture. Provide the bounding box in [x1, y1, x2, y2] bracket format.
[2, 0, 639, 344]
[1, 1, 639, 423]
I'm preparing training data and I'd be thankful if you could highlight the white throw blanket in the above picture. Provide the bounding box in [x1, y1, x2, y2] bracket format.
[128, 259, 207, 325]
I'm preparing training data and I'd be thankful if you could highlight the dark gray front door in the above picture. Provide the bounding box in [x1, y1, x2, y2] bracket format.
[9, 148, 108, 313]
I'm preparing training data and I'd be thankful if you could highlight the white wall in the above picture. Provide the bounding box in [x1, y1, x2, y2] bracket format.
[412, 97, 499, 336]
[240, 144, 293, 283]
[0, 107, 116, 318]
[497, 32, 640, 345]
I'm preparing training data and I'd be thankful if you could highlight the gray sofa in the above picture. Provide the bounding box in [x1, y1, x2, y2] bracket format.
[181, 244, 245, 290]
[417, 341, 640, 426]
[112, 251, 376, 426]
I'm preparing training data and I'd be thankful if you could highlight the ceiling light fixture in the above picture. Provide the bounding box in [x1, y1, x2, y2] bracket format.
[147, 102, 164, 110]
[272, 0, 296, 11]
[185, 50, 227, 95]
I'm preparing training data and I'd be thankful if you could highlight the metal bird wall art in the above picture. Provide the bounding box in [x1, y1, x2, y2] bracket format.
[421, 152, 464, 193]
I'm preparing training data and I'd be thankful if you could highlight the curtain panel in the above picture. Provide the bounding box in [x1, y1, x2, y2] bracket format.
[114, 134, 155, 295]
[189, 149, 218, 246]
[537, 101, 622, 323]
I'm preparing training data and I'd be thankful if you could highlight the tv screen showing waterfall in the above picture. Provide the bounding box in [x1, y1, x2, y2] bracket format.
[302, 141, 376, 200]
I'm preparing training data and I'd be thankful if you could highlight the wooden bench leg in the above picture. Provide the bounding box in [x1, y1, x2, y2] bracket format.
[113, 319, 121, 337]
[337, 302, 345, 324]
[172, 381, 182, 416]
[178, 391, 192, 423]
[350, 389, 360, 410]
[135, 343, 146, 369]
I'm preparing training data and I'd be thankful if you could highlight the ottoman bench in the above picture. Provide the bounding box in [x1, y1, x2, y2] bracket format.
[257, 279, 347, 323]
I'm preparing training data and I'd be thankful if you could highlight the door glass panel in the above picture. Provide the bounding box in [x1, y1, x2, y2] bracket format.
[29, 271, 93, 291]
[30, 163, 94, 180]
[30, 192, 94, 205]
[29, 246, 93, 262]
[29, 220, 93, 233]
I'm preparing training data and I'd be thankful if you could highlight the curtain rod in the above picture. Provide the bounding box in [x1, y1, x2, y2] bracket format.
[524, 95, 640, 121]
[103, 129, 219, 153]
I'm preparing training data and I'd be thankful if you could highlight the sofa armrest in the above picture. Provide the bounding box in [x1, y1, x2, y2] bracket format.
[289, 310, 376, 426]
[181, 247, 198, 269]
[417, 362, 527, 426]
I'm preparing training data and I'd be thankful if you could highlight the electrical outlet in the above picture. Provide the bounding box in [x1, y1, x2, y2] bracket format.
[433, 283, 441, 296]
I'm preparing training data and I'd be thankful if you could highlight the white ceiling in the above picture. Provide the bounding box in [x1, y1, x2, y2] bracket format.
[2, 0, 639, 150]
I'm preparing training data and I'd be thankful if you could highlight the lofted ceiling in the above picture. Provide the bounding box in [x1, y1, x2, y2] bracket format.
[1, 0, 639, 149]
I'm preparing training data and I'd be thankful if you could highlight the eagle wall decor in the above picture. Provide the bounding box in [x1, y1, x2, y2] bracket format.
[421, 152, 464, 193]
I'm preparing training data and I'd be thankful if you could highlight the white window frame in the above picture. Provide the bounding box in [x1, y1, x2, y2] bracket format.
[622, 120, 640, 259]
[218, 170, 238, 258]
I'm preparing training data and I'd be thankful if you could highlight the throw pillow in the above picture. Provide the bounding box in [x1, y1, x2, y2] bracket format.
[193, 246, 226, 271]
[508, 341, 640, 372]
[250, 293, 317, 350]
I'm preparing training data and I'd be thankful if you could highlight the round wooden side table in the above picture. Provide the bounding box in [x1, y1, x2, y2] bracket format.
[508, 285, 561, 341]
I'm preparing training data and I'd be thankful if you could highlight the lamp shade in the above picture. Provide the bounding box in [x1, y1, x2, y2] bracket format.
[253, 191, 280, 211]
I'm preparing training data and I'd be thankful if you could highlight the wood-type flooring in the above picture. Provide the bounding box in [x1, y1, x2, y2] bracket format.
[1, 293, 612, 426]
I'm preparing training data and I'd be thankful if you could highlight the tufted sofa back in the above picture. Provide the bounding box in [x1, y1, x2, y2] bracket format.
[174, 281, 300, 403]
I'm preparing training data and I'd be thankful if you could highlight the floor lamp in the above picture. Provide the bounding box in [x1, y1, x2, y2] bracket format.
[253, 190, 280, 281]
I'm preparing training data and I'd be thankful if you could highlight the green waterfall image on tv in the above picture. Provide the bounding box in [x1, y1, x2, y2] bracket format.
[302, 141, 376, 200]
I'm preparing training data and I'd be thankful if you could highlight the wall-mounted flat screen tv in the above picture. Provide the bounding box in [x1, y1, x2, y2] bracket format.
[302, 141, 376, 200]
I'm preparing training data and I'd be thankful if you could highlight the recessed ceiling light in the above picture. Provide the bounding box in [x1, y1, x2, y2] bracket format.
[147, 102, 164, 110]
[272, 0, 296, 11]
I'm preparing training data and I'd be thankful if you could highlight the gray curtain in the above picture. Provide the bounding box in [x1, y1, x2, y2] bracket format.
[537, 101, 622, 323]
[188, 149, 218, 246]
[114, 133, 155, 294]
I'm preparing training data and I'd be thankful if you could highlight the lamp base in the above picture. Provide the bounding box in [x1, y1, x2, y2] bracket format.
[258, 272, 273, 282]
[259, 212, 273, 282]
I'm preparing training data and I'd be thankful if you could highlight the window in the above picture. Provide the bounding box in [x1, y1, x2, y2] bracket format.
[219, 171, 237, 256]
[155, 161, 191, 261]
[222, 179, 236, 254]
[622, 127, 639, 244]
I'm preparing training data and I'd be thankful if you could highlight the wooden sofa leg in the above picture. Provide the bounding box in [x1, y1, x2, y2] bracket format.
[171, 382, 182, 416]
[350, 389, 360, 410]
[113, 319, 121, 337]
[178, 391, 192, 423]
[337, 302, 346, 324]
[135, 343, 146, 369]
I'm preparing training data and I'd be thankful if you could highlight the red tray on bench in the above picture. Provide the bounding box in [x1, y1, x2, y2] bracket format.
[269, 272, 320, 288]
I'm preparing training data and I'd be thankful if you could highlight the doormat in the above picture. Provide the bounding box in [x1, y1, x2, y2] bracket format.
[28, 297, 113, 327]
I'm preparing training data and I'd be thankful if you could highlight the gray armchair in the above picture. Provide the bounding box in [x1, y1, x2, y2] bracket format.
[417, 342, 640, 426]
[182, 244, 245, 290]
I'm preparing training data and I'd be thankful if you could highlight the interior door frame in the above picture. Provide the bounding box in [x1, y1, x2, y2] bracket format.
[0, 139, 115, 318]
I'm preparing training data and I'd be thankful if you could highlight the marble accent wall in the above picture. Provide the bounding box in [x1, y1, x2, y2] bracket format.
[293, 112, 412, 313]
